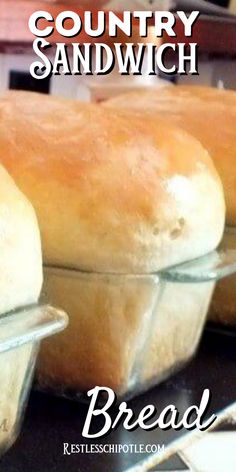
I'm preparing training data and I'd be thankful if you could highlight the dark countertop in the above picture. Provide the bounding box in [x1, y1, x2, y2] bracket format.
[0, 328, 236, 472]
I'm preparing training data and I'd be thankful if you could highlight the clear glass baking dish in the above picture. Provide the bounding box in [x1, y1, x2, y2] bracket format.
[0, 305, 68, 456]
[37, 248, 236, 400]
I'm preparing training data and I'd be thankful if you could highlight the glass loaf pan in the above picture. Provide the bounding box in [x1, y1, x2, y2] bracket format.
[37, 248, 236, 400]
[0, 305, 68, 457]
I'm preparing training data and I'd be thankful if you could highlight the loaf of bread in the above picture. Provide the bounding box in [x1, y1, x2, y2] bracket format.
[0, 90, 225, 273]
[0, 164, 42, 314]
[0, 163, 42, 447]
[105, 85, 236, 226]
[0, 90, 225, 394]
[105, 85, 236, 327]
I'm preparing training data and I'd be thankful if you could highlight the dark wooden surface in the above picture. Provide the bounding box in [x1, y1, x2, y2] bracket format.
[0, 329, 236, 472]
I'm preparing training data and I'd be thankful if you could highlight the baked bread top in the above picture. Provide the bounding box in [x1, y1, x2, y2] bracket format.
[105, 85, 236, 226]
[0, 90, 225, 273]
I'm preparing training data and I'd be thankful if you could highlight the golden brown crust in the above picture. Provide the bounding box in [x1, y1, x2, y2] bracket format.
[105, 85, 236, 226]
[0, 90, 225, 273]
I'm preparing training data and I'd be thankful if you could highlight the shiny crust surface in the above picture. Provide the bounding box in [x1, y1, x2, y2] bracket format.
[105, 85, 235, 225]
[0, 90, 225, 273]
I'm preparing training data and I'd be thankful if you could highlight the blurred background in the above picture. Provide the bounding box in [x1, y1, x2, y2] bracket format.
[0, 0, 236, 101]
